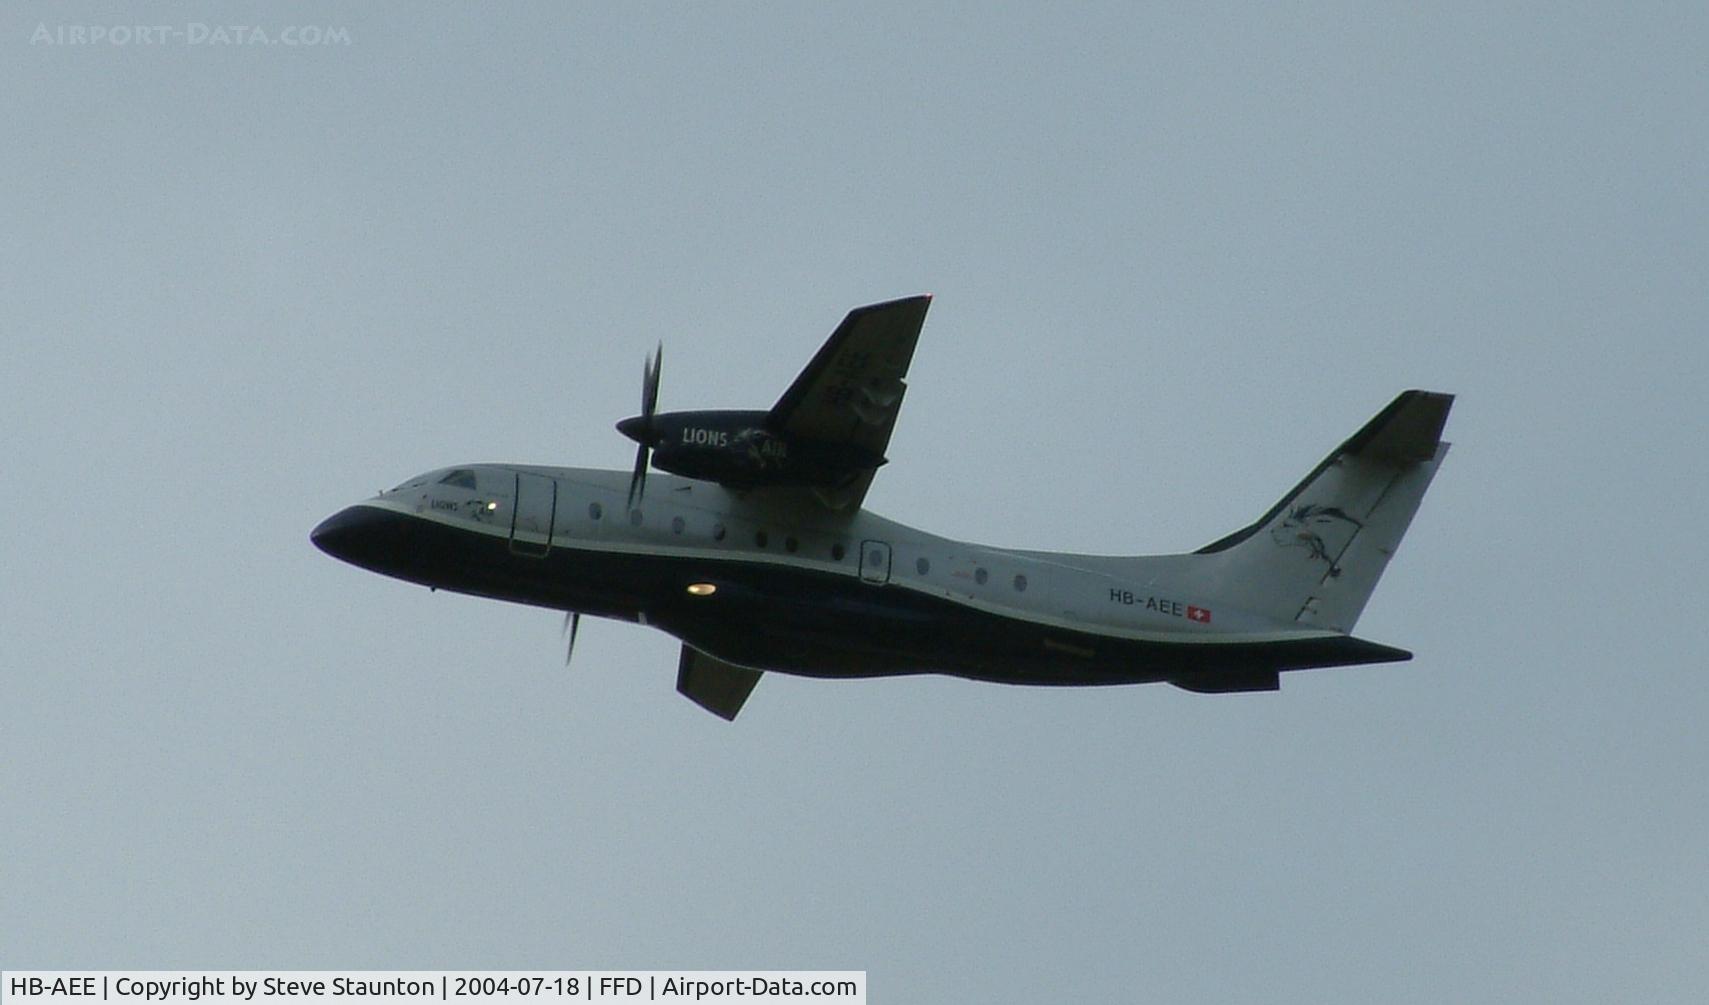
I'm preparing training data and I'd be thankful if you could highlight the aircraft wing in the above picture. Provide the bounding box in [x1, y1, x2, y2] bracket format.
[766, 295, 932, 509]
[676, 645, 763, 720]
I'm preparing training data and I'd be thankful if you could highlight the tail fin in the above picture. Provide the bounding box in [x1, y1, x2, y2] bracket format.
[1191, 391, 1453, 632]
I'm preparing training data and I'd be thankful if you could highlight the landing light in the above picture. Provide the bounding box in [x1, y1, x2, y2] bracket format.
[486, 501, 498, 511]
[686, 583, 717, 597]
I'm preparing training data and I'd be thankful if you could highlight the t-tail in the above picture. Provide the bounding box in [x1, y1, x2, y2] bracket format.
[1189, 391, 1453, 633]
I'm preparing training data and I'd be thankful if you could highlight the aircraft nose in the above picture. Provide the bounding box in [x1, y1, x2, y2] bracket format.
[311, 505, 406, 568]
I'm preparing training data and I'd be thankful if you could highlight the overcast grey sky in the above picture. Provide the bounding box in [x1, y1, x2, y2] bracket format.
[4, 2, 1706, 1000]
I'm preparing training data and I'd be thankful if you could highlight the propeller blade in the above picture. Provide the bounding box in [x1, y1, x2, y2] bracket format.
[562, 611, 581, 667]
[641, 342, 662, 417]
[625, 343, 663, 508]
[626, 442, 649, 508]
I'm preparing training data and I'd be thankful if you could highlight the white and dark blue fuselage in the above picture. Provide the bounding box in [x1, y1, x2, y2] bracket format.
[313, 297, 1450, 716]
[311, 462, 1414, 695]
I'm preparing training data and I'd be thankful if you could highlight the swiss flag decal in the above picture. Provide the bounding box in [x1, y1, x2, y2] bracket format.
[1187, 606, 1212, 624]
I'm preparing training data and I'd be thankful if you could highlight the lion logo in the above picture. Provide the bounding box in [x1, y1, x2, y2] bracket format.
[1271, 503, 1363, 565]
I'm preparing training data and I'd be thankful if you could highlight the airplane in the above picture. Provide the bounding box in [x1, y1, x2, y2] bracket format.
[312, 295, 1453, 720]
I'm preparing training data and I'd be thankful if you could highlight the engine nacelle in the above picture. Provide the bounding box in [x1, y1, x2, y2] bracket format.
[627, 409, 884, 490]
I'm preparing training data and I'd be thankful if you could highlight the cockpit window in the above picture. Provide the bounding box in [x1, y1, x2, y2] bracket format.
[438, 469, 478, 490]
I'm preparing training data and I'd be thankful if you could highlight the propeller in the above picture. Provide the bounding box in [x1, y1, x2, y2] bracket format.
[616, 343, 663, 508]
[562, 611, 581, 667]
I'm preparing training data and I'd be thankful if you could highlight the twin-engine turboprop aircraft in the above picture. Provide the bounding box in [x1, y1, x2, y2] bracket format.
[312, 296, 1453, 720]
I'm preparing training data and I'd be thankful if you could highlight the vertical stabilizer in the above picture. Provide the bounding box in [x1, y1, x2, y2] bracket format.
[1190, 392, 1453, 632]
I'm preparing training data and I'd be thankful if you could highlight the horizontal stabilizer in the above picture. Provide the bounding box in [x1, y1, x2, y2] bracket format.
[676, 645, 763, 721]
[1341, 390, 1454, 464]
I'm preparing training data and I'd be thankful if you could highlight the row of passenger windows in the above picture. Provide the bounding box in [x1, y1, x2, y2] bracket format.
[429, 473, 1037, 592]
[588, 501, 810, 552]
[582, 501, 1030, 592]
[910, 556, 1028, 592]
